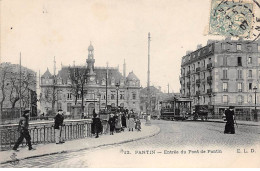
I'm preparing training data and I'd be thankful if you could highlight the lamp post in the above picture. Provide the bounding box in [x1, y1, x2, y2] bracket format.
[116, 83, 120, 111]
[97, 92, 101, 113]
[253, 87, 258, 122]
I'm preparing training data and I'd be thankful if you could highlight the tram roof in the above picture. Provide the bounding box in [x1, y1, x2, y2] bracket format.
[162, 97, 193, 102]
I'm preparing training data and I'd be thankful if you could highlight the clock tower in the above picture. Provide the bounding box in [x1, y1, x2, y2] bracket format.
[86, 42, 96, 84]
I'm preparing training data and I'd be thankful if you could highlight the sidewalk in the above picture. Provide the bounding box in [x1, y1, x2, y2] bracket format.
[0, 122, 160, 165]
[193, 118, 260, 126]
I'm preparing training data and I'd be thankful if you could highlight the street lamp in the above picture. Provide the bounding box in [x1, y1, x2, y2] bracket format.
[116, 83, 120, 111]
[97, 92, 101, 113]
[253, 87, 258, 122]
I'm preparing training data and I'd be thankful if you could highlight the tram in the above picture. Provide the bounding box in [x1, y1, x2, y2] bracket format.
[160, 97, 193, 121]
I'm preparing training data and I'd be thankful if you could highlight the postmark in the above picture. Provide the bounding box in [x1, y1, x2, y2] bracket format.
[209, 0, 259, 38]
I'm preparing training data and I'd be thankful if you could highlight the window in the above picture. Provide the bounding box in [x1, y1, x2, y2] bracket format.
[249, 83, 252, 90]
[57, 90, 62, 100]
[223, 95, 228, 104]
[223, 69, 228, 79]
[111, 91, 115, 100]
[193, 64, 195, 71]
[238, 83, 242, 92]
[223, 56, 227, 66]
[222, 43, 226, 50]
[67, 93, 72, 100]
[120, 91, 125, 100]
[57, 103, 62, 110]
[132, 93, 136, 100]
[237, 57, 242, 66]
[237, 44, 242, 51]
[238, 96, 243, 105]
[67, 103, 71, 112]
[248, 95, 252, 103]
[77, 94, 82, 100]
[248, 70, 252, 78]
[237, 70, 242, 79]
[223, 82, 228, 92]
[248, 57, 252, 64]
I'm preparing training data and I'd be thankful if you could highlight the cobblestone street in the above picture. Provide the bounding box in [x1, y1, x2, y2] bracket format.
[2, 120, 260, 168]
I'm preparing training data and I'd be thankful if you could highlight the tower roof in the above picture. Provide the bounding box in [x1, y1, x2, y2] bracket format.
[126, 71, 139, 81]
[88, 42, 94, 51]
[41, 68, 53, 78]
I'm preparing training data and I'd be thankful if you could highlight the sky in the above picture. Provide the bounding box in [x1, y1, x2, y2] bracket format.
[0, 0, 242, 92]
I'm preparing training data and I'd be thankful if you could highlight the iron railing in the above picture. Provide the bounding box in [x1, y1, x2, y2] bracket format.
[0, 120, 92, 151]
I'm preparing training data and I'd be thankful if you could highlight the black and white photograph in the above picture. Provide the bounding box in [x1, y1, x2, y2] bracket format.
[0, 0, 260, 168]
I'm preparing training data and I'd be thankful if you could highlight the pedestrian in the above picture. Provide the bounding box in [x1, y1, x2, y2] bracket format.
[54, 109, 64, 144]
[121, 113, 127, 129]
[91, 114, 102, 138]
[115, 113, 122, 133]
[128, 114, 135, 131]
[108, 114, 115, 135]
[135, 118, 141, 131]
[224, 106, 235, 134]
[13, 108, 35, 151]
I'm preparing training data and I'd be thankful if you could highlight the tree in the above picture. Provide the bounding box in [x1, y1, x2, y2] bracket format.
[68, 67, 87, 112]
[0, 64, 12, 113]
[40, 85, 60, 115]
[9, 69, 36, 109]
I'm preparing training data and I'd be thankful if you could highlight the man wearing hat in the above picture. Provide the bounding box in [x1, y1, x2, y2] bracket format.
[13, 108, 35, 151]
[54, 109, 64, 144]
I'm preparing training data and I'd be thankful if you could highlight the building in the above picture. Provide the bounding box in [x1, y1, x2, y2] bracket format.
[0, 62, 37, 119]
[180, 38, 260, 120]
[40, 43, 141, 117]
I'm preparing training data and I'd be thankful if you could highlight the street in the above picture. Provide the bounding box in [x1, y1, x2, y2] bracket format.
[2, 120, 260, 168]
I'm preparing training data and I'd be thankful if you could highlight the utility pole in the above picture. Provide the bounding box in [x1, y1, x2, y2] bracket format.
[167, 83, 169, 95]
[106, 62, 108, 111]
[19, 52, 22, 117]
[146, 32, 151, 125]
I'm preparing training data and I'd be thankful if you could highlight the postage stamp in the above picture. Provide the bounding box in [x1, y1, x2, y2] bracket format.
[209, 0, 255, 38]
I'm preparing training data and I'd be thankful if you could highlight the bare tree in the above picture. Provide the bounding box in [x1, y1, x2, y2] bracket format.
[0, 64, 12, 113]
[9, 70, 36, 109]
[40, 85, 59, 115]
[68, 67, 87, 112]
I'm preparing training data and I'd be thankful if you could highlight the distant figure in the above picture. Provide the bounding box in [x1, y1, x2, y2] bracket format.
[108, 114, 116, 135]
[128, 115, 135, 131]
[121, 114, 127, 128]
[91, 114, 102, 138]
[115, 114, 122, 133]
[224, 106, 235, 134]
[54, 109, 64, 144]
[13, 108, 35, 151]
[135, 118, 141, 131]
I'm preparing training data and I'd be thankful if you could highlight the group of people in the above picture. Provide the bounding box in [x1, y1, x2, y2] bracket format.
[91, 110, 142, 138]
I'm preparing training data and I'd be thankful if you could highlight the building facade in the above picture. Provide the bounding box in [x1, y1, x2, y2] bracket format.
[180, 38, 260, 120]
[40, 43, 141, 117]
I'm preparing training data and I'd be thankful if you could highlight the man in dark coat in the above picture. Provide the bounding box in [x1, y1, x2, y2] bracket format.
[108, 114, 116, 135]
[121, 114, 127, 128]
[224, 106, 235, 134]
[54, 109, 64, 144]
[92, 114, 102, 138]
[13, 108, 35, 151]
